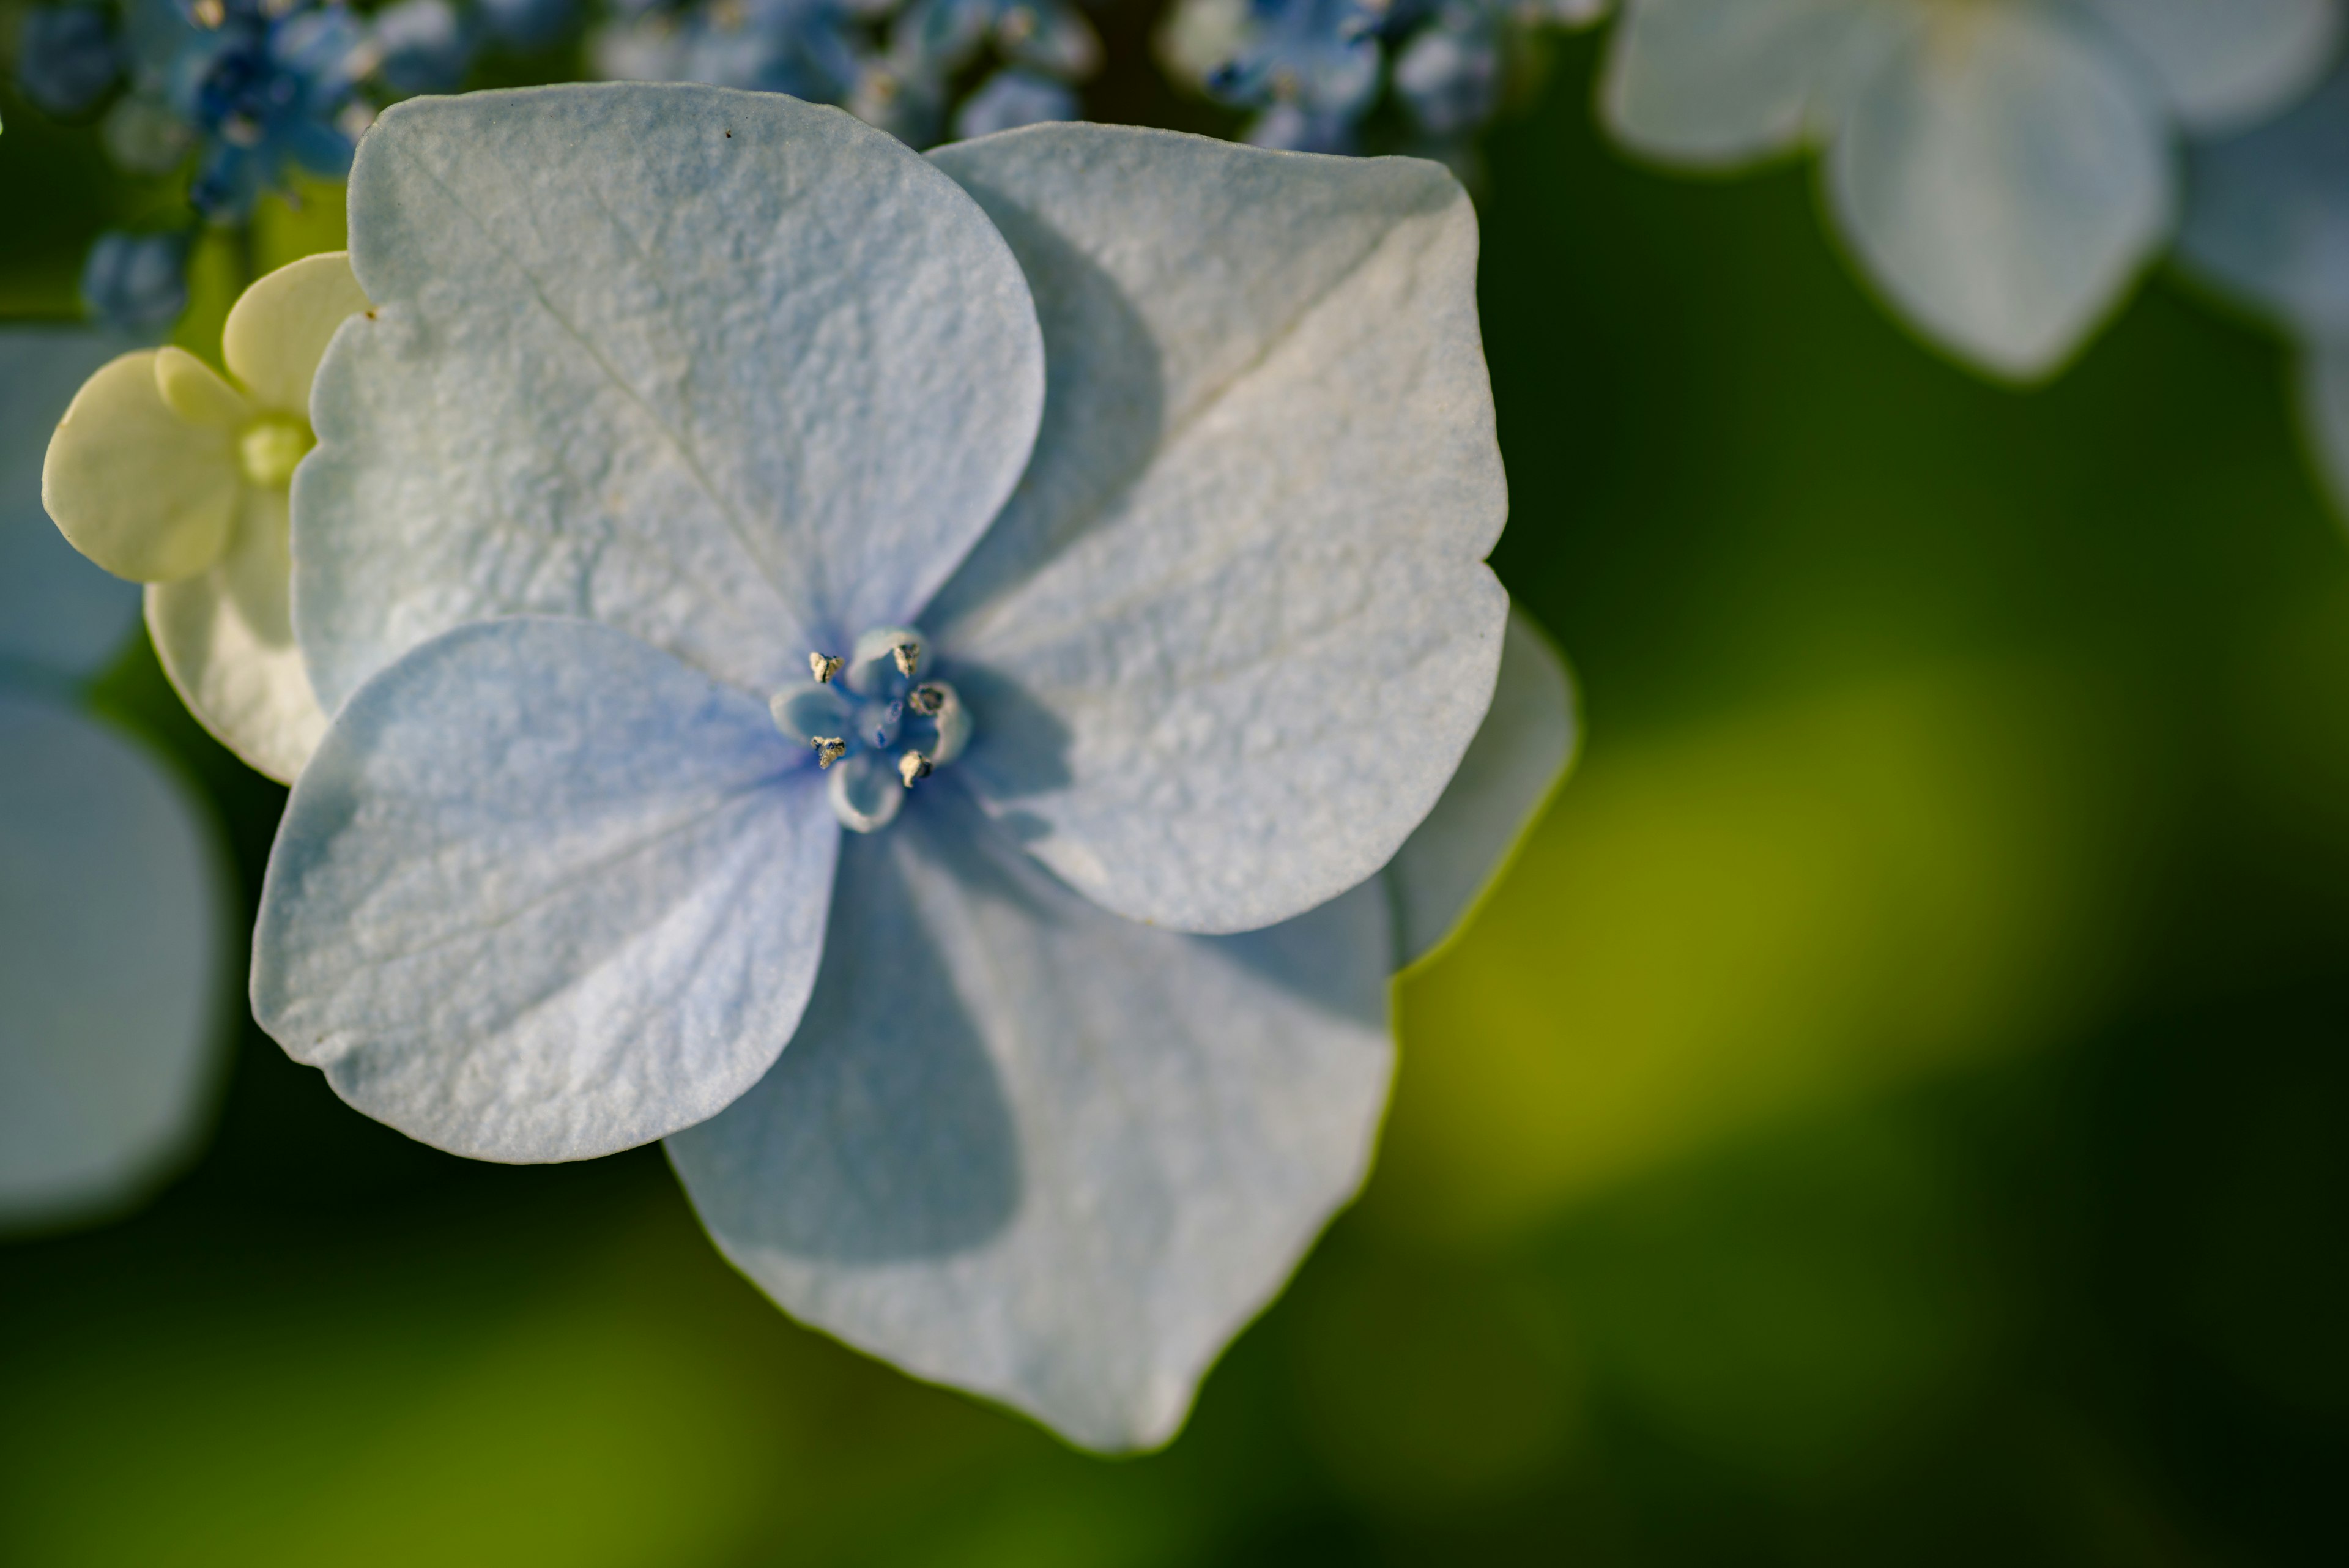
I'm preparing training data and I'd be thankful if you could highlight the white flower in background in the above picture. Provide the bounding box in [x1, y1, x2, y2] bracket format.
[43, 254, 372, 782]
[2, 330, 227, 1229]
[254, 83, 1575, 1448]
[1602, 0, 2343, 379]
[2178, 60, 2349, 516]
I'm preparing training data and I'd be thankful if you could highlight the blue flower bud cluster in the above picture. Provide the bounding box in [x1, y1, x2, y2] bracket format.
[12, 0, 584, 335]
[586, 0, 1096, 148]
[1168, 0, 1601, 162]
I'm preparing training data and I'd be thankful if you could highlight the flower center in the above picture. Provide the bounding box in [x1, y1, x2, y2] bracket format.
[238, 414, 314, 489]
[769, 625, 973, 833]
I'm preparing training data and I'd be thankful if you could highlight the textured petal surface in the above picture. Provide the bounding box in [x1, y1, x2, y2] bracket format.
[146, 488, 330, 784]
[927, 125, 1508, 935]
[668, 789, 1395, 1451]
[295, 83, 1045, 713]
[2180, 64, 2349, 335]
[0, 330, 141, 680]
[1827, 7, 2172, 379]
[43, 350, 241, 582]
[1384, 606, 1578, 970]
[222, 251, 371, 415]
[0, 691, 225, 1227]
[253, 617, 839, 1162]
[2083, 0, 2340, 131]
[1599, 0, 1899, 166]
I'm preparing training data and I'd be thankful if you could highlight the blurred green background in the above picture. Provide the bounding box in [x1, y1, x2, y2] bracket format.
[8, 18, 2349, 1565]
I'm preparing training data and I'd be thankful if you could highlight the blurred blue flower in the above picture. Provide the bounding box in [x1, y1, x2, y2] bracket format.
[588, 0, 895, 108]
[1389, 1, 1497, 139]
[166, 0, 369, 220]
[950, 65, 1074, 138]
[79, 228, 190, 333]
[1600, 0, 2344, 380]
[17, 4, 124, 116]
[2180, 58, 2349, 521]
[0, 329, 227, 1232]
[259, 87, 1564, 1447]
[590, 0, 1101, 147]
[477, 0, 576, 50]
[1203, 0, 1381, 151]
[897, 0, 1097, 78]
[1169, 0, 1600, 156]
[369, 0, 477, 93]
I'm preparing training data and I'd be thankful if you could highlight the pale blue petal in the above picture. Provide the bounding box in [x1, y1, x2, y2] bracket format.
[1826, 6, 2172, 380]
[294, 83, 1045, 714]
[2082, 0, 2340, 132]
[1384, 606, 1578, 970]
[2180, 63, 2349, 336]
[0, 691, 226, 1227]
[253, 617, 839, 1162]
[2298, 339, 2349, 517]
[0, 330, 142, 682]
[1600, 0, 1902, 167]
[927, 125, 1508, 935]
[669, 789, 1394, 1451]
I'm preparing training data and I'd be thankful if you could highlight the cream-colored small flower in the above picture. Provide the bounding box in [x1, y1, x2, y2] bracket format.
[43, 252, 369, 782]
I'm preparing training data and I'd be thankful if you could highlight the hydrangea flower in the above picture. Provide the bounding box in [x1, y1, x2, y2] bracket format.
[2180, 59, 2349, 516]
[1167, 0, 1601, 157]
[161, 0, 371, 220]
[16, 3, 124, 116]
[951, 65, 1075, 139]
[43, 253, 371, 782]
[369, 0, 477, 94]
[592, 0, 892, 114]
[476, 0, 577, 51]
[590, 0, 1091, 147]
[2, 329, 226, 1228]
[79, 228, 191, 334]
[256, 83, 1573, 1446]
[893, 0, 1096, 142]
[1200, 0, 1384, 152]
[1602, 0, 2344, 379]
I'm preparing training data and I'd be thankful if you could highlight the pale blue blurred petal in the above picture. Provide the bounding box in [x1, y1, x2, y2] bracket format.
[2298, 339, 2349, 516]
[0, 691, 225, 1227]
[926, 125, 1507, 935]
[0, 330, 142, 682]
[1384, 606, 1577, 971]
[2180, 64, 2349, 336]
[253, 617, 839, 1162]
[2081, 0, 2340, 132]
[669, 789, 1395, 1451]
[1826, 7, 2172, 380]
[294, 84, 1045, 714]
[1600, 0, 1901, 167]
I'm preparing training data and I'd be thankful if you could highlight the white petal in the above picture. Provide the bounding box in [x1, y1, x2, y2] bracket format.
[2082, 0, 2341, 132]
[927, 125, 1508, 934]
[0, 691, 225, 1227]
[2298, 338, 2349, 518]
[1825, 7, 2173, 379]
[0, 330, 142, 680]
[252, 617, 840, 1162]
[2178, 63, 2349, 335]
[1384, 606, 1578, 970]
[668, 790, 1395, 1451]
[43, 349, 242, 582]
[1599, 0, 1901, 166]
[294, 83, 1045, 714]
[146, 488, 330, 784]
[221, 251, 371, 415]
